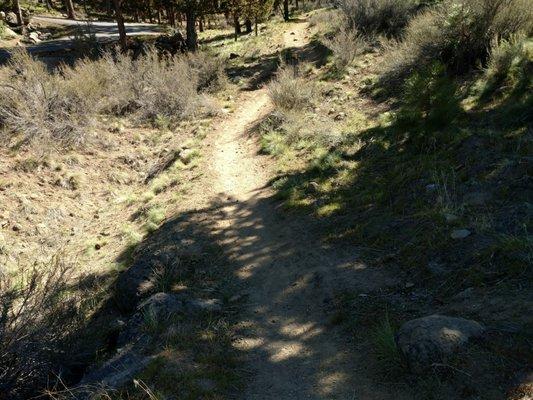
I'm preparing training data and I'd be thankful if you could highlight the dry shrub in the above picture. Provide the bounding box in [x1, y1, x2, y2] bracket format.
[0, 255, 99, 399]
[380, 0, 533, 85]
[300, 0, 335, 13]
[268, 63, 317, 111]
[323, 27, 368, 68]
[0, 47, 225, 147]
[279, 110, 344, 148]
[481, 34, 532, 97]
[71, 47, 224, 126]
[0, 51, 94, 147]
[61, 56, 112, 114]
[338, 0, 418, 37]
[186, 51, 227, 92]
[308, 9, 344, 31]
[98, 49, 199, 125]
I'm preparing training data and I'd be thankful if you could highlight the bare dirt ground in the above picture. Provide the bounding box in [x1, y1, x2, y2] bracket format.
[184, 20, 407, 399]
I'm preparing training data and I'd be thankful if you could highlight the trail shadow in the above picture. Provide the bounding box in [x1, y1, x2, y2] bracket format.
[105, 176, 399, 398]
[200, 31, 251, 45]
[227, 38, 330, 90]
[260, 69, 533, 398]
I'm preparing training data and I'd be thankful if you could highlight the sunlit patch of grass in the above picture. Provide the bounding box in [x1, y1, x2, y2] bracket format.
[143, 205, 166, 233]
[140, 191, 156, 203]
[121, 223, 144, 246]
[316, 201, 342, 217]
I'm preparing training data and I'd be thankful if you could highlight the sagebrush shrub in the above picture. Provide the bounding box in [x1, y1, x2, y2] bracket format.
[338, 0, 418, 37]
[308, 9, 343, 32]
[0, 256, 99, 399]
[128, 50, 199, 124]
[324, 27, 368, 68]
[99, 49, 199, 124]
[380, 0, 533, 85]
[186, 51, 227, 92]
[268, 64, 317, 111]
[0, 51, 93, 146]
[0, 47, 223, 146]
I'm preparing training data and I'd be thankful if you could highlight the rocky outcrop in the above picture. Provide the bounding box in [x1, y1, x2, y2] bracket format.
[114, 238, 205, 311]
[77, 292, 222, 396]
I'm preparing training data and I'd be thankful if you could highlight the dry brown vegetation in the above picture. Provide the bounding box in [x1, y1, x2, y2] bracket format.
[0, 46, 223, 396]
[267, 63, 317, 111]
[380, 0, 533, 85]
[0, 256, 105, 399]
[338, 0, 418, 37]
[0, 48, 225, 147]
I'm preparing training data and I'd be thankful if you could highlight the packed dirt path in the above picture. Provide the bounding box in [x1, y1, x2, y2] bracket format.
[192, 19, 404, 400]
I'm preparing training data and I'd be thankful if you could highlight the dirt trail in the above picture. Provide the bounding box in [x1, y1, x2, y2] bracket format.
[194, 20, 401, 400]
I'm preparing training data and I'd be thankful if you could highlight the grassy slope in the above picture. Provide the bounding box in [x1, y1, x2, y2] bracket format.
[259, 9, 532, 400]
[0, 42, 235, 399]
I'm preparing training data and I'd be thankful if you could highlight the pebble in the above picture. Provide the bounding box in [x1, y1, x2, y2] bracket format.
[451, 229, 471, 239]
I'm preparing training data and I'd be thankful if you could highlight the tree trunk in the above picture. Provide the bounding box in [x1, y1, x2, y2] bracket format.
[13, 0, 23, 26]
[147, 2, 153, 23]
[245, 18, 252, 33]
[112, 0, 127, 49]
[283, 0, 289, 21]
[167, 5, 176, 27]
[64, 0, 75, 19]
[233, 12, 240, 41]
[198, 17, 204, 32]
[185, 7, 198, 51]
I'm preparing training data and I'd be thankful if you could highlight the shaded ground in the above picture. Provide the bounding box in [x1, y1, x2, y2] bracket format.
[129, 19, 409, 399]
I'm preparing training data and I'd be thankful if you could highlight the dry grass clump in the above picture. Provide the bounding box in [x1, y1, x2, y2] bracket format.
[268, 63, 317, 111]
[380, 0, 533, 85]
[324, 27, 368, 68]
[0, 21, 7, 39]
[338, 0, 418, 37]
[0, 255, 100, 400]
[480, 34, 532, 97]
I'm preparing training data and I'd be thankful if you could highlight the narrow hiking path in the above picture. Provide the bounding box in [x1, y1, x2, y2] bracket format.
[185, 19, 406, 399]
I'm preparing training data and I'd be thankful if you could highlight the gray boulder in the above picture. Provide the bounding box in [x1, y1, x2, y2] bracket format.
[5, 12, 18, 26]
[396, 315, 485, 373]
[117, 292, 221, 347]
[186, 298, 223, 313]
[77, 344, 154, 399]
[117, 292, 185, 347]
[27, 31, 41, 44]
[451, 229, 471, 239]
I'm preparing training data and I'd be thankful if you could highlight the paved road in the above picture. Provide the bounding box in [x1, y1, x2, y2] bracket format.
[0, 16, 164, 61]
